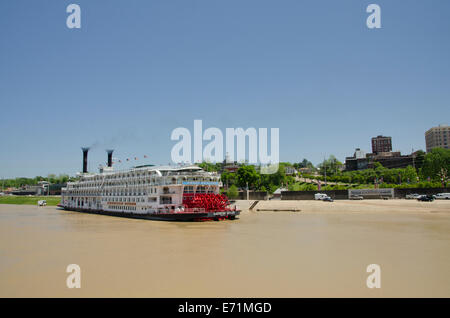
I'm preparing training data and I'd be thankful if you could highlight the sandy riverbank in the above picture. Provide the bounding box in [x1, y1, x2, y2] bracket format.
[234, 199, 450, 214]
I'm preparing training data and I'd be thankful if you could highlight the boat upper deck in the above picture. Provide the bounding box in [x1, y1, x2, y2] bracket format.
[63, 165, 221, 191]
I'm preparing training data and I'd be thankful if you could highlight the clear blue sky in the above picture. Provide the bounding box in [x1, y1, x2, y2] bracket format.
[1, 0, 449, 178]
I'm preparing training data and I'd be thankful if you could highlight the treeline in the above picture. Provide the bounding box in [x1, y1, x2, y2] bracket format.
[221, 163, 295, 195]
[1, 174, 77, 189]
[289, 181, 447, 192]
[310, 148, 449, 185]
[308, 164, 419, 184]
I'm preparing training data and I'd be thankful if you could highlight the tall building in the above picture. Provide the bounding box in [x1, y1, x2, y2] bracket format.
[371, 135, 392, 154]
[425, 124, 450, 152]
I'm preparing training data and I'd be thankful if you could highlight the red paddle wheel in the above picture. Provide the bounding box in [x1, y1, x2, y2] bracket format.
[183, 193, 230, 212]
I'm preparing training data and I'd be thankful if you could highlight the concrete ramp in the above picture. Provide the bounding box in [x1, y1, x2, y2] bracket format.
[249, 200, 259, 210]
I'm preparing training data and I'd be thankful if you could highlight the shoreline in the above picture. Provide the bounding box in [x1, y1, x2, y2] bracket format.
[1, 198, 449, 215]
[235, 199, 450, 215]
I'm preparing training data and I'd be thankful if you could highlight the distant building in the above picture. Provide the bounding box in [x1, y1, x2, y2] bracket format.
[272, 187, 288, 199]
[345, 157, 368, 171]
[10, 181, 65, 196]
[221, 153, 240, 173]
[367, 151, 401, 159]
[371, 135, 392, 154]
[354, 148, 366, 159]
[345, 147, 414, 171]
[11, 182, 48, 196]
[284, 166, 297, 175]
[345, 148, 369, 171]
[367, 152, 414, 169]
[298, 167, 314, 175]
[223, 164, 239, 173]
[425, 124, 449, 152]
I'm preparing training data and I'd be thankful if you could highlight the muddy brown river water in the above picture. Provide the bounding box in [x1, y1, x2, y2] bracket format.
[0, 201, 449, 297]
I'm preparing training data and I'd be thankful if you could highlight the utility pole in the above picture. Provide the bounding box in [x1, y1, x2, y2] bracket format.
[322, 154, 327, 186]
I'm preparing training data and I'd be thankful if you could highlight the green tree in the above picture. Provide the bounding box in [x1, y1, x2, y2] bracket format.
[318, 155, 343, 176]
[373, 162, 384, 170]
[236, 165, 260, 189]
[221, 171, 236, 187]
[403, 165, 418, 183]
[295, 158, 314, 169]
[420, 148, 450, 181]
[197, 162, 221, 172]
[47, 174, 56, 184]
[414, 150, 426, 170]
[226, 185, 239, 199]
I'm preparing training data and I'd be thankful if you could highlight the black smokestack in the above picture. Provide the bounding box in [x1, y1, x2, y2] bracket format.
[106, 149, 114, 167]
[82, 147, 89, 173]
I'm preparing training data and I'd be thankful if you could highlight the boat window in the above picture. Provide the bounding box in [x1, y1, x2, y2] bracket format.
[197, 186, 206, 193]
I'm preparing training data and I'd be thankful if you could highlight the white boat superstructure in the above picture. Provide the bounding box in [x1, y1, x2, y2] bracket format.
[62, 165, 215, 211]
[60, 160, 240, 221]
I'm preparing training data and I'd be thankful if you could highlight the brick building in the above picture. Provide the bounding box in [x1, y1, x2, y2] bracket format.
[371, 135, 392, 154]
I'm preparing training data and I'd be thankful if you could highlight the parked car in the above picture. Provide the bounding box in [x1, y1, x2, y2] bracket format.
[417, 195, 434, 202]
[406, 193, 421, 199]
[434, 193, 450, 200]
[37, 200, 47, 206]
[315, 193, 331, 200]
[349, 195, 364, 200]
[323, 197, 334, 202]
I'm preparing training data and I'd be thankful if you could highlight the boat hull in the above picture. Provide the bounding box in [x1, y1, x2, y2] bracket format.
[58, 205, 240, 221]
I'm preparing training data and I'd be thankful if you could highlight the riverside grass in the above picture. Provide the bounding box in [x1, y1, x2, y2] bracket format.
[0, 196, 60, 206]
